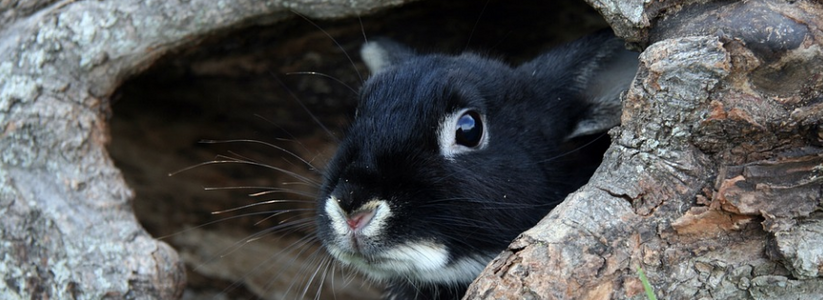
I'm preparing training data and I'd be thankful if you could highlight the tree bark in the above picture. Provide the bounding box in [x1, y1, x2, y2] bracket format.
[466, 0, 823, 299]
[0, 1, 412, 299]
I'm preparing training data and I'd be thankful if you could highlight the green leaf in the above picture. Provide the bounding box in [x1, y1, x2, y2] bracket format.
[636, 265, 657, 300]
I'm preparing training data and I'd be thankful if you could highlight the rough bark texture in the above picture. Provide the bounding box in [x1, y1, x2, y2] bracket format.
[466, 0, 823, 299]
[0, 1, 411, 299]
[3, 0, 822, 300]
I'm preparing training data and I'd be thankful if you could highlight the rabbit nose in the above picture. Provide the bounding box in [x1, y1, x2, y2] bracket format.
[347, 210, 376, 231]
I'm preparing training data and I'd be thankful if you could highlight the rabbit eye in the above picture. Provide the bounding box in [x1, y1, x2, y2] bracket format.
[439, 108, 488, 159]
[455, 111, 483, 147]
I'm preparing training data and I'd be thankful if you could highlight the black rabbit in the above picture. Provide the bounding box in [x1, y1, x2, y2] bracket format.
[315, 30, 638, 300]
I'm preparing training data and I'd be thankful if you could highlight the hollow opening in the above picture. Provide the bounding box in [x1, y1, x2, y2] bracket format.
[108, 0, 609, 299]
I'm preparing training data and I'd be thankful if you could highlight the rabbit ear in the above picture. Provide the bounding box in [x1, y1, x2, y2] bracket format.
[567, 48, 638, 139]
[360, 38, 416, 74]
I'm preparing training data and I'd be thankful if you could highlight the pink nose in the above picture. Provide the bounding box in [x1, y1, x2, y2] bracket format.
[346, 210, 376, 231]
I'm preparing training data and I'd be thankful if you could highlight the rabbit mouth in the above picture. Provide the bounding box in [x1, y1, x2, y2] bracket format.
[321, 195, 498, 284]
[322, 196, 459, 281]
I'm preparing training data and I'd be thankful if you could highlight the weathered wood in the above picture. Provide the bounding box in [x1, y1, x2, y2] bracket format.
[466, 0, 823, 299]
[0, 1, 415, 299]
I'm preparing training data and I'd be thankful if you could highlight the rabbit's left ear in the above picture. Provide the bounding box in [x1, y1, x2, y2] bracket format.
[360, 38, 416, 74]
[567, 41, 639, 140]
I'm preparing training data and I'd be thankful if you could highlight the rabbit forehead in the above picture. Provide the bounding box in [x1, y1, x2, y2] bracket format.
[360, 67, 458, 114]
[353, 60, 502, 145]
[358, 53, 510, 113]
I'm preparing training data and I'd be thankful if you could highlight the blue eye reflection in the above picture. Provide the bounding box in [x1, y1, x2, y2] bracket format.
[455, 111, 483, 147]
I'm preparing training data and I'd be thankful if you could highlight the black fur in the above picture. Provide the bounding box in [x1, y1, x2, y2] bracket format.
[315, 31, 637, 300]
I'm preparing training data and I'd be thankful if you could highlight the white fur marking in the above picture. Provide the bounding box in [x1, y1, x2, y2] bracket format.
[375, 246, 495, 285]
[324, 196, 350, 238]
[329, 239, 496, 285]
[420, 253, 498, 284]
[361, 42, 390, 74]
[381, 241, 450, 272]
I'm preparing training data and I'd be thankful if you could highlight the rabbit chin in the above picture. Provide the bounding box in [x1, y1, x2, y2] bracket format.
[322, 196, 496, 285]
[326, 241, 495, 285]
